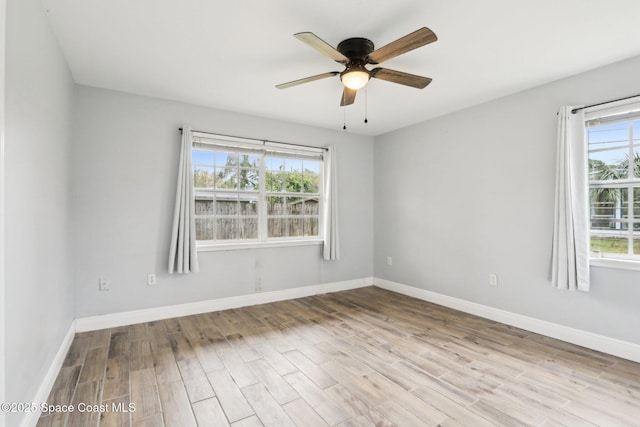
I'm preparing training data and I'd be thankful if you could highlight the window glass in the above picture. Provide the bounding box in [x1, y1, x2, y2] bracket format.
[265, 155, 321, 239]
[193, 141, 323, 244]
[587, 116, 640, 260]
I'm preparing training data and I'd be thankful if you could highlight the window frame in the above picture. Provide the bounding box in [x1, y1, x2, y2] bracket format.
[585, 103, 640, 270]
[191, 132, 325, 251]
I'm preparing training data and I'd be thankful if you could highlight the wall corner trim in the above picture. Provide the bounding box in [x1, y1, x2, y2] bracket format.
[374, 278, 640, 363]
[75, 277, 374, 333]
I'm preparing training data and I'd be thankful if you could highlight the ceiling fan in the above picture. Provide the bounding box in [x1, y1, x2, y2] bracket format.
[276, 27, 437, 106]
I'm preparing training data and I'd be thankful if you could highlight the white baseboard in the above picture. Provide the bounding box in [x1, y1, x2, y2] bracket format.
[21, 322, 76, 427]
[374, 278, 640, 363]
[75, 277, 374, 333]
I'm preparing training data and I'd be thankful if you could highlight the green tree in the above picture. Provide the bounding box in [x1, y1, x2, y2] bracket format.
[590, 153, 640, 202]
[194, 168, 214, 188]
[265, 169, 319, 193]
[589, 154, 640, 253]
[217, 154, 259, 190]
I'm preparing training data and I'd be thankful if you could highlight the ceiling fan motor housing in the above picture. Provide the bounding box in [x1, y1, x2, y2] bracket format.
[336, 38, 375, 62]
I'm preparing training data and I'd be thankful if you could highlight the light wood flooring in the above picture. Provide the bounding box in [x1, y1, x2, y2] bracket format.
[38, 286, 640, 426]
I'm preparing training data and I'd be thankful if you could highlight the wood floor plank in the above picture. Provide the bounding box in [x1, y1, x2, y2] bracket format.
[38, 287, 640, 427]
[35, 413, 66, 427]
[283, 371, 351, 426]
[192, 398, 230, 427]
[161, 318, 182, 334]
[322, 362, 391, 410]
[45, 365, 82, 406]
[251, 340, 298, 376]
[282, 398, 329, 427]
[374, 400, 429, 427]
[66, 379, 102, 427]
[99, 395, 131, 427]
[63, 335, 90, 367]
[156, 380, 197, 427]
[314, 341, 371, 376]
[191, 339, 225, 373]
[479, 387, 551, 426]
[128, 323, 149, 341]
[324, 383, 394, 427]
[360, 369, 450, 425]
[129, 340, 154, 371]
[334, 419, 366, 427]
[88, 329, 112, 349]
[207, 311, 240, 336]
[284, 349, 337, 389]
[199, 326, 232, 349]
[247, 358, 299, 405]
[103, 354, 130, 400]
[168, 332, 196, 361]
[179, 315, 208, 342]
[206, 368, 255, 423]
[225, 332, 262, 362]
[411, 385, 497, 427]
[176, 357, 215, 403]
[108, 331, 130, 359]
[131, 414, 164, 427]
[130, 369, 162, 421]
[150, 345, 182, 384]
[468, 400, 529, 427]
[217, 347, 260, 388]
[147, 323, 171, 349]
[79, 346, 108, 383]
[241, 383, 295, 427]
[230, 415, 263, 427]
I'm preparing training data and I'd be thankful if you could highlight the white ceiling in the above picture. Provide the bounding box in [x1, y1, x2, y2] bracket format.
[42, 0, 640, 136]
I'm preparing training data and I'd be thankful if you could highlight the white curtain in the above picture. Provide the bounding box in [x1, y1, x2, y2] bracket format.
[168, 126, 199, 274]
[322, 145, 339, 260]
[551, 106, 589, 291]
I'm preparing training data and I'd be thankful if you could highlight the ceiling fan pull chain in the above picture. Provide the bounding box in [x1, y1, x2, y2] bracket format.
[343, 95, 347, 130]
[364, 87, 369, 124]
[342, 91, 347, 130]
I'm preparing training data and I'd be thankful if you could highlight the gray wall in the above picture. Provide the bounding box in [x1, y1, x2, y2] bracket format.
[71, 86, 374, 318]
[374, 55, 640, 345]
[4, 0, 75, 424]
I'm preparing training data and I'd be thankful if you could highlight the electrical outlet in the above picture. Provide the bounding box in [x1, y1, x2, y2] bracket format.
[489, 274, 498, 286]
[387, 256, 393, 266]
[147, 273, 157, 286]
[99, 277, 110, 291]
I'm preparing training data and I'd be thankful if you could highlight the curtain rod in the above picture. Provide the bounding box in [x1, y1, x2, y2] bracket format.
[178, 128, 328, 152]
[571, 94, 640, 114]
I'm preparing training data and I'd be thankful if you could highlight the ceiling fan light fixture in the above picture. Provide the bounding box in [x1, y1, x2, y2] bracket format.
[277, 28, 437, 106]
[340, 65, 370, 90]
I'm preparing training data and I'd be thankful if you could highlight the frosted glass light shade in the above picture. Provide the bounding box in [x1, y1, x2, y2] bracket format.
[341, 69, 370, 90]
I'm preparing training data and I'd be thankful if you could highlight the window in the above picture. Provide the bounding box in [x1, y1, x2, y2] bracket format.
[265, 154, 321, 239]
[191, 133, 323, 248]
[587, 108, 640, 262]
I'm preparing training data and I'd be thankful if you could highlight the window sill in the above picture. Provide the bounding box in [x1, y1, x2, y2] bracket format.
[590, 257, 640, 272]
[197, 239, 323, 252]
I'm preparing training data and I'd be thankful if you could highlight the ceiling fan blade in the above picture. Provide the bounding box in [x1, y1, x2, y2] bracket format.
[340, 88, 357, 106]
[367, 27, 437, 64]
[276, 71, 339, 89]
[294, 32, 349, 64]
[371, 67, 432, 89]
